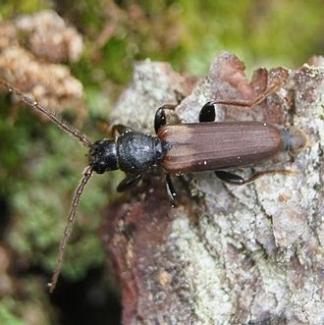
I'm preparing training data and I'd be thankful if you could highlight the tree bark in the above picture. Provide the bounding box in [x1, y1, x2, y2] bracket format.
[102, 53, 323, 325]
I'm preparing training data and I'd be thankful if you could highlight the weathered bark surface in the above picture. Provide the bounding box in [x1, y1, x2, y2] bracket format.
[102, 53, 323, 325]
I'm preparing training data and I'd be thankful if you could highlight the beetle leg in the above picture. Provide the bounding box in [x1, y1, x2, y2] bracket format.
[154, 104, 178, 134]
[165, 174, 177, 205]
[199, 83, 282, 123]
[215, 170, 245, 184]
[117, 174, 142, 192]
[216, 169, 293, 185]
[112, 124, 133, 138]
[239, 169, 293, 184]
[211, 82, 282, 109]
[199, 101, 216, 122]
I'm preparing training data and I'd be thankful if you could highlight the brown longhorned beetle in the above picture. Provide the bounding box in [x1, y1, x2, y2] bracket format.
[0, 79, 306, 292]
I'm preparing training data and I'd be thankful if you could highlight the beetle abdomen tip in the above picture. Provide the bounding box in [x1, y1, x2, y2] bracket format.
[281, 127, 307, 155]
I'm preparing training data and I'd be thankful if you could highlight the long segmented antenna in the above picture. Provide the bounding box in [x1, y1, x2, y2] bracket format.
[0, 79, 93, 148]
[48, 166, 93, 293]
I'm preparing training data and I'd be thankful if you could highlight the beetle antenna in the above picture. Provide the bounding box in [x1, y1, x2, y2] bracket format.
[48, 166, 93, 293]
[0, 79, 93, 148]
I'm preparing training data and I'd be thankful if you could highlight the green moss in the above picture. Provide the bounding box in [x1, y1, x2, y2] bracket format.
[0, 299, 23, 325]
[0, 283, 53, 324]
[0, 0, 50, 17]
[177, 0, 324, 73]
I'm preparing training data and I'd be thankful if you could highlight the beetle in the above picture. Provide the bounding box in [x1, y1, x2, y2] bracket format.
[0, 79, 305, 292]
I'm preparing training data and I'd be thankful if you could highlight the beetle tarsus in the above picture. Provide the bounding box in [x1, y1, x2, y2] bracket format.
[216, 168, 293, 185]
[239, 169, 293, 184]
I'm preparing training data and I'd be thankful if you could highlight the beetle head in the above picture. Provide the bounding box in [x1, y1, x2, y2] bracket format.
[89, 139, 118, 174]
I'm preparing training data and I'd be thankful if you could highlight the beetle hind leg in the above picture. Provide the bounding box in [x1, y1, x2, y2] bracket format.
[216, 169, 293, 185]
[200, 82, 284, 123]
[239, 169, 293, 184]
[199, 102, 216, 122]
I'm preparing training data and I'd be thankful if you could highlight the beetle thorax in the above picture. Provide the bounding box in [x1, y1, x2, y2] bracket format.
[117, 132, 164, 173]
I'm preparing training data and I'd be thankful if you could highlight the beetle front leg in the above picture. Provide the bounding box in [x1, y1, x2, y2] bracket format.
[112, 124, 133, 138]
